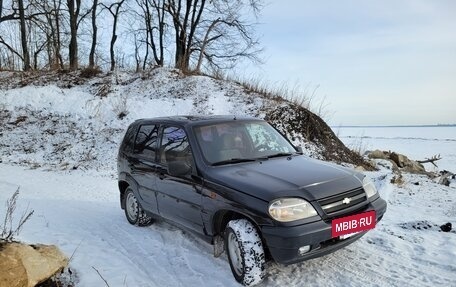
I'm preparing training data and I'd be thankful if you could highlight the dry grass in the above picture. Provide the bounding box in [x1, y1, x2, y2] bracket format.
[1, 188, 34, 242]
[210, 71, 332, 120]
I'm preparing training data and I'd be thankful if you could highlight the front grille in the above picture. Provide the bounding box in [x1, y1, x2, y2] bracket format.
[317, 187, 367, 217]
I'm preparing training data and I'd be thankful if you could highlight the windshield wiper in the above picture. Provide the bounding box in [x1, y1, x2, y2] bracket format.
[211, 158, 257, 166]
[266, 152, 294, 159]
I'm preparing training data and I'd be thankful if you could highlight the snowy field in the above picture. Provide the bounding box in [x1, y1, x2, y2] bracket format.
[1, 71, 455, 286]
[334, 126, 456, 172]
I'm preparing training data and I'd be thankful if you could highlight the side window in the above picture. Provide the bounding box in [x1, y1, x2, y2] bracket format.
[121, 125, 137, 153]
[160, 126, 192, 166]
[134, 124, 159, 159]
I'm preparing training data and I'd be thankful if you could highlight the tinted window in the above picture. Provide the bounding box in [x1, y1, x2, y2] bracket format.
[159, 126, 192, 166]
[121, 124, 137, 152]
[134, 124, 159, 159]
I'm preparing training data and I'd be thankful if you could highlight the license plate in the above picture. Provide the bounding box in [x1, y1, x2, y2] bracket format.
[331, 210, 376, 238]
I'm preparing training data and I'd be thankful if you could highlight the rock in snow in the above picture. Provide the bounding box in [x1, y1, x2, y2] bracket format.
[0, 242, 68, 287]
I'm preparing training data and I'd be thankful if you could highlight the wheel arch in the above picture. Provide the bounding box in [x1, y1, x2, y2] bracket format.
[212, 209, 262, 237]
[118, 180, 129, 209]
[118, 173, 140, 210]
[212, 209, 272, 260]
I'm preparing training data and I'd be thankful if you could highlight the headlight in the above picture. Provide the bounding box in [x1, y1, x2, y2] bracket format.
[268, 198, 317, 222]
[363, 177, 378, 198]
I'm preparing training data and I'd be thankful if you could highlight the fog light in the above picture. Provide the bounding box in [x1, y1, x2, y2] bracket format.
[299, 245, 311, 255]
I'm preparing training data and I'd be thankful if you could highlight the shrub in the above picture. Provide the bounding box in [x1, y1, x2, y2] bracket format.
[1, 188, 34, 242]
[80, 67, 102, 78]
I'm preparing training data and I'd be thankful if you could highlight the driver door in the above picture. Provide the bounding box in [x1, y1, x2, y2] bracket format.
[155, 126, 204, 233]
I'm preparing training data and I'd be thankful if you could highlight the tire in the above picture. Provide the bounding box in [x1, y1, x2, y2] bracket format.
[123, 187, 153, 227]
[225, 219, 266, 286]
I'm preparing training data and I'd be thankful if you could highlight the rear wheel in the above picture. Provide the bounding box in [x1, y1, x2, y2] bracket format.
[225, 219, 266, 286]
[123, 187, 153, 226]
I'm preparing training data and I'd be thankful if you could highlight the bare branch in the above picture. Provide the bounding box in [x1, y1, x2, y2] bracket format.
[417, 154, 442, 167]
[92, 266, 110, 287]
[0, 36, 24, 61]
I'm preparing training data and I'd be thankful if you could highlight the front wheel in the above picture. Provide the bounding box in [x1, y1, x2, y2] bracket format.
[123, 187, 153, 227]
[225, 219, 266, 286]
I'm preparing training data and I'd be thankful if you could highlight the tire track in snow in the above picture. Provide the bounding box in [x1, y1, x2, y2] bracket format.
[78, 210, 180, 287]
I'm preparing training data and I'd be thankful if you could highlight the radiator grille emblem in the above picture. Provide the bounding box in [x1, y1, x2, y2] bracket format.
[342, 197, 351, 205]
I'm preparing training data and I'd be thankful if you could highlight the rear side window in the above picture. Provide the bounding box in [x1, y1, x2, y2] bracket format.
[134, 124, 159, 159]
[121, 125, 137, 153]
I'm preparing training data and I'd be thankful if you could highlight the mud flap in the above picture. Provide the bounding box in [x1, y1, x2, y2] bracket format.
[213, 235, 224, 257]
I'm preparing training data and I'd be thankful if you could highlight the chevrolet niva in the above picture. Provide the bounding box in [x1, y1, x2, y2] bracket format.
[117, 116, 387, 286]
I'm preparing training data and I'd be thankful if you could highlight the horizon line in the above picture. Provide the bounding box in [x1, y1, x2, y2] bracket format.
[331, 124, 456, 128]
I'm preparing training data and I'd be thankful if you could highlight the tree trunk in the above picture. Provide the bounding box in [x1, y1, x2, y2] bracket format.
[134, 33, 141, 72]
[145, 0, 159, 66]
[108, 0, 125, 71]
[195, 18, 220, 72]
[154, 0, 165, 66]
[168, 0, 188, 70]
[102, 0, 125, 71]
[67, 0, 80, 70]
[89, 0, 98, 68]
[18, 0, 31, 71]
[185, 0, 205, 71]
[109, 34, 117, 71]
[54, 0, 64, 69]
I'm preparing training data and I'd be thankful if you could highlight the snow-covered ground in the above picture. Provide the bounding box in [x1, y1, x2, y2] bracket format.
[1, 70, 455, 286]
[335, 126, 456, 172]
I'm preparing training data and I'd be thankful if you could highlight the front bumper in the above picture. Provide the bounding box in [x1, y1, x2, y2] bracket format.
[261, 196, 387, 265]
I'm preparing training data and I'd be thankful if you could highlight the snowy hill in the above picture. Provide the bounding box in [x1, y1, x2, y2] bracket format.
[1, 69, 319, 175]
[1, 68, 366, 175]
[1, 69, 455, 286]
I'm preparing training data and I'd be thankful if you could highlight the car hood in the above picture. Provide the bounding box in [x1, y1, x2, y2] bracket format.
[205, 156, 363, 202]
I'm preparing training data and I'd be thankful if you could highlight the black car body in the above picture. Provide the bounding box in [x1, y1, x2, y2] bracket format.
[117, 115, 387, 285]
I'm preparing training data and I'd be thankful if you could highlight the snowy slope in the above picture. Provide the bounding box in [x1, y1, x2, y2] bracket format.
[0, 69, 320, 175]
[1, 69, 455, 286]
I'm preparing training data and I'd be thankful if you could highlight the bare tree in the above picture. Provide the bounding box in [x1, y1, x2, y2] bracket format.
[101, 0, 125, 71]
[195, 0, 263, 72]
[16, 0, 30, 70]
[88, 0, 98, 68]
[153, 0, 165, 66]
[0, 0, 263, 72]
[67, 0, 80, 69]
[0, 0, 52, 70]
[29, 0, 65, 69]
[166, 0, 206, 71]
[0, 1, 22, 69]
[66, 0, 90, 70]
[134, 0, 166, 68]
[133, 32, 142, 72]
[165, 0, 262, 73]
[53, 0, 64, 69]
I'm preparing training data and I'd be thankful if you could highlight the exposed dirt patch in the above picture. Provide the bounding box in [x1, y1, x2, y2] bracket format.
[265, 103, 374, 169]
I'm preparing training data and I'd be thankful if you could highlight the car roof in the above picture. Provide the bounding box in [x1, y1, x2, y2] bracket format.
[133, 115, 263, 126]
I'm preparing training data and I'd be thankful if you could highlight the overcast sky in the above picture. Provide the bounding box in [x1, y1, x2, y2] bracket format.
[240, 0, 456, 126]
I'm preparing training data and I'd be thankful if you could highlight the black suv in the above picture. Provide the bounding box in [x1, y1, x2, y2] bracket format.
[117, 116, 387, 286]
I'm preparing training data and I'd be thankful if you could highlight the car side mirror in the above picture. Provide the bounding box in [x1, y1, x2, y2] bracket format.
[295, 146, 303, 154]
[168, 161, 191, 176]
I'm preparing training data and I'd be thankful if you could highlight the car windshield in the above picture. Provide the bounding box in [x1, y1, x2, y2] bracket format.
[193, 120, 298, 165]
